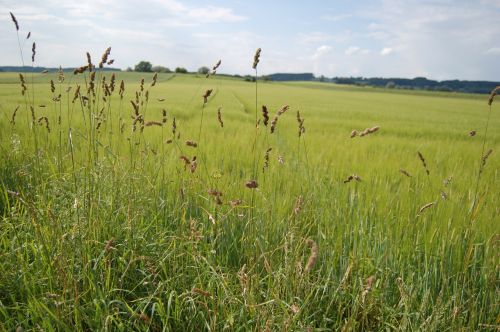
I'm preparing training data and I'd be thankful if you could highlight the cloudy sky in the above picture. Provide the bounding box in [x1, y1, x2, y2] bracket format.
[1, 0, 499, 80]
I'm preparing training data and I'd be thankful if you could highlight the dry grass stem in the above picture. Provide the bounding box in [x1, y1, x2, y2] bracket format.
[419, 202, 435, 213]
[191, 288, 210, 298]
[305, 239, 318, 273]
[294, 195, 303, 215]
[361, 275, 376, 304]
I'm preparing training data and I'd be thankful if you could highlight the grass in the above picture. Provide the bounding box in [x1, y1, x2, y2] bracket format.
[0, 65, 499, 331]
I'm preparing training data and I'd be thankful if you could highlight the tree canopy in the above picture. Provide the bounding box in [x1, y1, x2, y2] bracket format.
[134, 61, 153, 72]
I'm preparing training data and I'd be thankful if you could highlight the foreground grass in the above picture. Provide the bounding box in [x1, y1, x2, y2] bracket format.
[0, 70, 499, 331]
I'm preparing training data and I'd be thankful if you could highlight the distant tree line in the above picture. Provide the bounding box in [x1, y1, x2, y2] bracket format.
[0, 66, 120, 73]
[265, 73, 499, 94]
[326, 76, 499, 94]
[129, 61, 194, 74]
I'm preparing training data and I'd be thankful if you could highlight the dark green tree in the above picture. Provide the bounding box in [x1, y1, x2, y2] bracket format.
[134, 61, 153, 72]
[175, 67, 188, 74]
[197, 66, 209, 75]
[152, 66, 171, 73]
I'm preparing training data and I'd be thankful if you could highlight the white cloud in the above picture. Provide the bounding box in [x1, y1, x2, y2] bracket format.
[345, 46, 370, 56]
[380, 47, 393, 56]
[312, 45, 332, 60]
[345, 46, 360, 55]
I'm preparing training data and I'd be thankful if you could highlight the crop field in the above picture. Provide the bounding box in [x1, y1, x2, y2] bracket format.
[0, 65, 499, 331]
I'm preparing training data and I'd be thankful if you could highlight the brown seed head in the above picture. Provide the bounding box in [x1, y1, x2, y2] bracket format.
[417, 151, 430, 175]
[144, 121, 162, 127]
[399, 168, 412, 177]
[186, 140, 198, 148]
[10, 106, 20, 125]
[203, 89, 213, 104]
[245, 180, 258, 189]
[481, 149, 493, 168]
[86, 52, 93, 71]
[31, 42, 36, 62]
[162, 109, 167, 123]
[252, 48, 261, 69]
[10, 12, 19, 31]
[217, 107, 224, 128]
[262, 105, 269, 126]
[488, 86, 500, 106]
[99, 47, 111, 68]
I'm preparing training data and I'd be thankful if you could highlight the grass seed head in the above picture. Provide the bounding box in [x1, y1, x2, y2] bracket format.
[31, 42, 36, 62]
[10, 12, 19, 31]
[144, 121, 162, 127]
[217, 107, 224, 128]
[203, 89, 213, 104]
[488, 86, 500, 106]
[399, 168, 412, 177]
[186, 140, 198, 148]
[481, 149, 493, 168]
[10, 106, 20, 125]
[417, 151, 430, 175]
[245, 180, 258, 189]
[252, 48, 261, 69]
[262, 105, 269, 126]
[37, 116, 50, 132]
[99, 47, 111, 68]
[419, 202, 435, 213]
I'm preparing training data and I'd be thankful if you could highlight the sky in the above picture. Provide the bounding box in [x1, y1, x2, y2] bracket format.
[1, 0, 499, 81]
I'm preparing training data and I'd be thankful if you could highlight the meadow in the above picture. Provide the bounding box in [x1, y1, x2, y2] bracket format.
[0, 54, 499, 331]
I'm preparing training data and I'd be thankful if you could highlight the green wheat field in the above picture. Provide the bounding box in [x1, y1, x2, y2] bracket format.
[0, 61, 499, 331]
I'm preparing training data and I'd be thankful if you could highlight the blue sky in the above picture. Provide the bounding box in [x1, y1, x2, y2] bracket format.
[1, 0, 499, 80]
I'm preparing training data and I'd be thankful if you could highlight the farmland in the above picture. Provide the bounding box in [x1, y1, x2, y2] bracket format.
[0, 69, 499, 331]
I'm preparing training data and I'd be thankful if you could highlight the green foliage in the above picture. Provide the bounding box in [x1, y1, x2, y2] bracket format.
[197, 66, 210, 75]
[134, 61, 153, 72]
[175, 67, 188, 73]
[152, 65, 171, 73]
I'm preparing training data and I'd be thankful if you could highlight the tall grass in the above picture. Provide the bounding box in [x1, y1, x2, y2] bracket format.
[0, 13, 499, 331]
